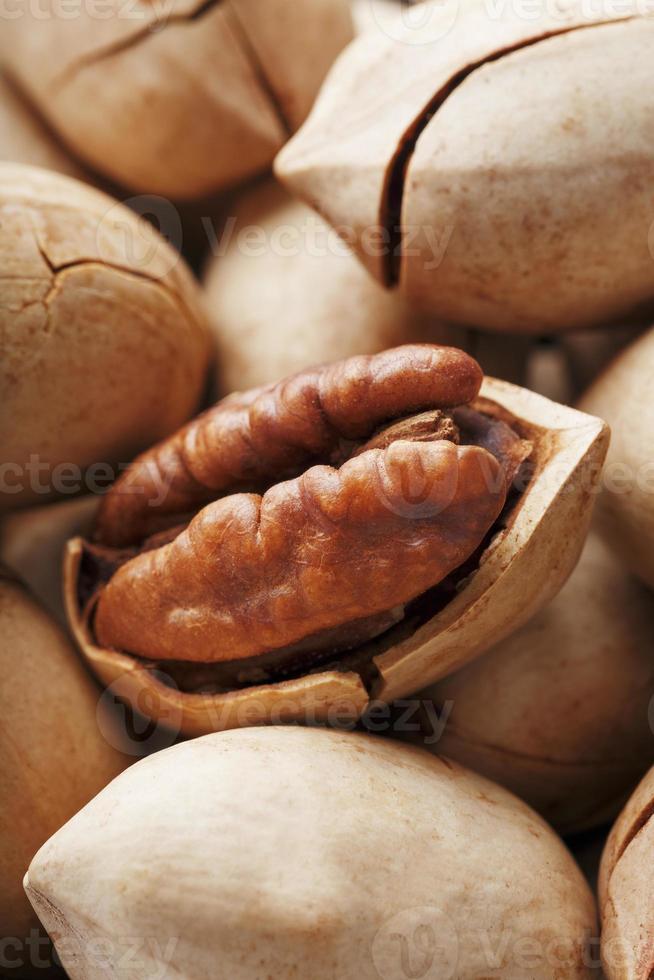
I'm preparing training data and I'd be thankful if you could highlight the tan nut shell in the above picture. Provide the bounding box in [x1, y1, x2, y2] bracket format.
[0, 0, 352, 199]
[579, 326, 654, 590]
[203, 180, 464, 391]
[412, 533, 654, 835]
[0, 163, 210, 510]
[25, 727, 597, 979]
[64, 379, 608, 737]
[562, 323, 647, 398]
[277, 2, 654, 332]
[598, 766, 654, 980]
[0, 495, 98, 624]
[351, 0, 402, 34]
[0, 571, 127, 965]
[0, 72, 85, 178]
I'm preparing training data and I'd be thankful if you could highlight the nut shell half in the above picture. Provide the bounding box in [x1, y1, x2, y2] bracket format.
[25, 727, 597, 980]
[64, 377, 608, 737]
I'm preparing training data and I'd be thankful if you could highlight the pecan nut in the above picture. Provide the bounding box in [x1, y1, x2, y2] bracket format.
[0, 0, 353, 198]
[25, 728, 598, 980]
[90, 346, 528, 669]
[276, 3, 654, 332]
[65, 345, 609, 735]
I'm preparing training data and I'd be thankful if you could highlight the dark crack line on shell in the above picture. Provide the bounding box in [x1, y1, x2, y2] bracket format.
[224, 1, 291, 136]
[613, 796, 654, 870]
[381, 15, 639, 287]
[33, 234, 204, 337]
[51, 0, 226, 90]
[49, 0, 291, 136]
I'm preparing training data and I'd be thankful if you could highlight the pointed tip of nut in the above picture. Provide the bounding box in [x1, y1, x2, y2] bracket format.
[273, 133, 315, 193]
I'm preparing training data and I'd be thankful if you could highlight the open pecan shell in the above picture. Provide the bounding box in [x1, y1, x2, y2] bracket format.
[64, 349, 608, 737]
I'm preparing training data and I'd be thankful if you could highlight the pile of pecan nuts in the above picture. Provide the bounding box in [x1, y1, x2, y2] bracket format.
[1, 1, 653, 977]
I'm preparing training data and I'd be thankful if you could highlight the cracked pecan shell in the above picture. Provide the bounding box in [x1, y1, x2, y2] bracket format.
[0, 163, 210, 509]
[276, 1, 654, 332]
[0, 0, 352, 198]
[65, 348, 609, 736]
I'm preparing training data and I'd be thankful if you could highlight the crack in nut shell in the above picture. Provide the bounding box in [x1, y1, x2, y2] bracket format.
[94, 345, 484, 548]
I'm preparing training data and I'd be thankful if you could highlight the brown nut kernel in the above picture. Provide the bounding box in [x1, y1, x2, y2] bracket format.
[276, 1, 654, 332]
[65, 345, 609, 736]
[599, 766, 654, 979]
[0, 0, 353, 199]
[92, 345, 523, 664]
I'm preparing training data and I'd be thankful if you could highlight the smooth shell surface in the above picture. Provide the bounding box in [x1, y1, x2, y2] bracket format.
[0, 163, 210, 510]
[0, 572, 127, 969]
[277, 2, 654, 331]
[64, 378, 608, 736]
[580, 326, 654, 590]
[412, 533, 654, 834]
[0, 72, 84, 177]
[25, 727, 597, 979]
[599, 766, 654, 979]
[0, 0, 353, 198]
[204, 180, 461, 391]
[0, 496, 98, 623]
